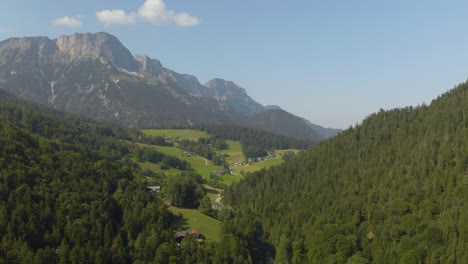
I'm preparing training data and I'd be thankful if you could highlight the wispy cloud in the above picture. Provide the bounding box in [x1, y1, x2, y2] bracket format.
[53, 16, 83, 28]
[96, 10, 137, 27]
[97, 0, 199, 27]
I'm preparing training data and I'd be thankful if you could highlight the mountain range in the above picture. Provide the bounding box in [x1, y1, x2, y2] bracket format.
[0, 32, 339, 140]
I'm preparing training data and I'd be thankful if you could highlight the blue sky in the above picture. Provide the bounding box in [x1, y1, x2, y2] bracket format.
[1, 0, 468, 128]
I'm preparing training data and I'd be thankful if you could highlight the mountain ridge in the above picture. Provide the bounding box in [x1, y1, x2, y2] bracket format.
[0, 32, 339, 140]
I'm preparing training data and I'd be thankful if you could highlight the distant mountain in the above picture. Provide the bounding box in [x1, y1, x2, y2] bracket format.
[304, 119, 342, 139]
[0, 32, 334, 140]
[243, 109, 322, 140]
[204, 78, 265, 114]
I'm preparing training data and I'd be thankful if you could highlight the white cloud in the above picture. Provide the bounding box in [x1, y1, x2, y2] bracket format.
[53, 16, 83, 28]
[96, 0, 199, 27]
[174, 12, 200, 26]
[96, 10, 137, 27]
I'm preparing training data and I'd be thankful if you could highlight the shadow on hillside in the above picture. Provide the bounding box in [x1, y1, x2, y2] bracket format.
[172, 212, 189, 230]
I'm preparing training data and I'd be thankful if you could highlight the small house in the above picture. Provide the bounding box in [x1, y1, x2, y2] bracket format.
[174, 229, 205, 243]
[211, 170, 225, 176]
[182, 151, 195, 157]
[147, 186, 161, 194]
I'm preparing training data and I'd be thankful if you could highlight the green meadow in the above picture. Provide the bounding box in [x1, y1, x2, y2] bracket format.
[141, 129, 209, 141]
[136, 159, 181, 176]
[169, 207, 221, 242]
[219, 140, 245, 163]
[139, 129, 297, 186]
[151, 145, 224, 180]
[232, 158, 285, 175]
[204, 185, 223, 202]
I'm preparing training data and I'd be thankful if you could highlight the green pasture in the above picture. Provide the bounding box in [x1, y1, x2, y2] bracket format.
[219, 140, 245, 163]
[136, 159, 180, 176]
[275, 149, 301, 155]
[169, 207, 221, 242]
[231, 158, 285, 175]
[141, 129, 209, 141]
[151, 145, 224, 180]
[204, 185, 223, 202]
[219, 174, 242, 185]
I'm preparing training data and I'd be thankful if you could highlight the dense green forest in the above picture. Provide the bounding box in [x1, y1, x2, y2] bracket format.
[201, 124, 313, 158]
[225, 83, 468, 263]
[0, 91, 265, 263]
[2, 79, 467, 264]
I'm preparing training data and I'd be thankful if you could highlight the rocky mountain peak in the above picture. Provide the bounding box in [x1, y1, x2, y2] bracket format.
[134, 54, 164, 75]
[204, 78, 265, 114]
[56, 32, 139, 72]
[0, 36, 56, 65]
[205, 78, 247, 95]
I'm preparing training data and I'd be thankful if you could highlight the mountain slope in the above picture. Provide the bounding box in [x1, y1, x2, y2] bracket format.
[243, 109, 322, 140]
[305, 119, 342, 139]
[0, 90, 260, 263]
[204, 78, 265, 114]
[0, 32, 334, 140]
[0, 33, 238, 127]
[225, 82, 468, 263]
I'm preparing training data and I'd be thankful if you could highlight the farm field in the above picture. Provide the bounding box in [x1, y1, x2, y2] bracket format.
[232, 158, 285, 175]
[169, 207, 221, 242]
[219, 140, 244, 163]
[218, 174, 242, 185]
[136, 159, 180, 176]
[204, 185, 223, 202]
[151, 145, 224, 180]
[275, 149, 301, 155]
[139, 129, 297, 185]
[141, 129, 209, 141]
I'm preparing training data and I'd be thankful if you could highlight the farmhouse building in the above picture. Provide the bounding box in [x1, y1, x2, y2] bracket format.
[211, 170, 225, 176]
[147, 186, 161, 193]
[174, 229, 205, 243]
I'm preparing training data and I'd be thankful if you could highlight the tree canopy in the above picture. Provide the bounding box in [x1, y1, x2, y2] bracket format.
[225, 82, 468, 263]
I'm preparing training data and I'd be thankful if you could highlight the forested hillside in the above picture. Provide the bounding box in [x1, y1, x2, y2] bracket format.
[225, 83, 468, 263]
[0, 90, 259, 263]
[201, 124, 312, 158]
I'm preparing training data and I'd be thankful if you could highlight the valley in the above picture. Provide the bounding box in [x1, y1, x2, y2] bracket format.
[138, 128, 296, 184]
[0, 22, 466, 263]
[133, 128, 300, 241]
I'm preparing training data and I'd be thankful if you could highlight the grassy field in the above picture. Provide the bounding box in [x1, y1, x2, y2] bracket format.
[138, 129, 294, 185]
[141, 129, 209, 141]
[275, 149, 301, 155]
[219, 140, 245, 163]
[204, 185, 223, 202]
[152, 146, 222, 179]
[169, 207, 221, 242]
[232, 158, 285, 174]
[219, 174, 242, 185]
[136, 159, 180, 176]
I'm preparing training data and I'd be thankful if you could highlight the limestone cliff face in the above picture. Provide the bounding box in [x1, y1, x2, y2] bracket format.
[56, 32, 140, 72]
[134, 55, 164, 76]
[204, 78, 265, 114]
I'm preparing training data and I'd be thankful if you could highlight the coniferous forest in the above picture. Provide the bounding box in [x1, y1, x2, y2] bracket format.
[0, 79, 467, 264]
[225, 82, 468, 263]
[0, 91, 258, 263]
